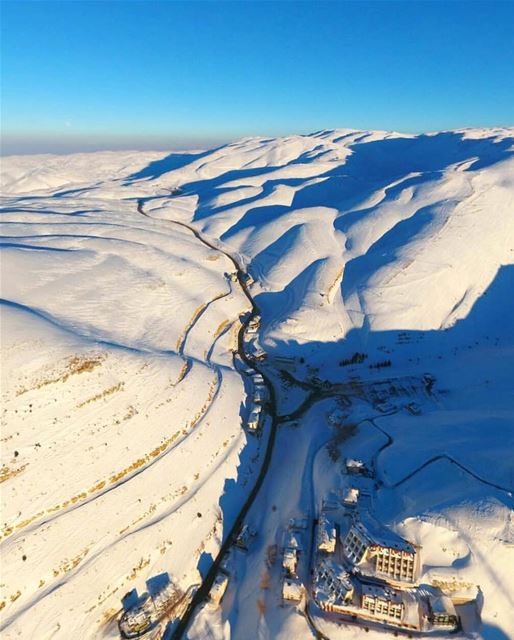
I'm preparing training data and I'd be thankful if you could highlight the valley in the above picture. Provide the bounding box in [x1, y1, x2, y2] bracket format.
[1, 128, 513, 640]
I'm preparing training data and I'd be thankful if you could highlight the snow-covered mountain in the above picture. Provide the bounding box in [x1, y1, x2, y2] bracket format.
[1, 128, 513, 640]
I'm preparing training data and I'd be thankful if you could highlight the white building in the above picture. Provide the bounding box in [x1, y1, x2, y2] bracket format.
[282, 577, 304, 602]
[245, 323, 258, 336]
[343, 514, 419, 583]
[119, 607, 152, 637]
[119, 592, 155, 637]
[361, 583, 404, 623]
[282, 548, 298, 576]
[248, 315, 260, 330]
[151, 581, 176, 614]
[428, 595, 459, 629]
[225, 271, 238, 283]
[252, 372, 264, 385]
[345, 458, 369, 475]
[247, 405, 262, 432]
[243, 272, 254, 286]
[317, 514, 337, 554]
[342, 487, 360, 506]
[253, 384, 268, 404]
[313, 558, 354, 613]
[284, 530, 303, 551]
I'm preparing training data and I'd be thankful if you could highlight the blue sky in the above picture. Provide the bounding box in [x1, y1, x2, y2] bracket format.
[1, 0, 513, 153]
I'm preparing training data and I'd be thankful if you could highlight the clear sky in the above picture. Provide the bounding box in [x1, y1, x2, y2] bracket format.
[1, 0, 513, 154]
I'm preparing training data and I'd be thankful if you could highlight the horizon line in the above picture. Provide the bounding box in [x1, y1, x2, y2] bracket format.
[2, 125, 513, 157]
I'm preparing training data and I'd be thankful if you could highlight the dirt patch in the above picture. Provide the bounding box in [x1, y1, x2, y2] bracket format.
[16, 353, 107, 396]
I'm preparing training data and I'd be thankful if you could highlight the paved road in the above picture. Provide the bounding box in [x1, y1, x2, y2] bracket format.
[136, 200, 282, 639]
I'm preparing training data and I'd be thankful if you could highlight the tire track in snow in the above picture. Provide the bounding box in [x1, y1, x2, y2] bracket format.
[176, 284, 232, 356]
[1, 368, 223, 546]
[369, 418, 513, 494]
[0, 370, 246, 635]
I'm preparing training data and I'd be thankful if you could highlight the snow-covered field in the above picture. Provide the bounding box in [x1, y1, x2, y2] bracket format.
[1, 128, 513, 640]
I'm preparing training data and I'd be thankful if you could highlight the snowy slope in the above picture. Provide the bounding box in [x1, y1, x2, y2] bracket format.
[1, 127, 513, 640]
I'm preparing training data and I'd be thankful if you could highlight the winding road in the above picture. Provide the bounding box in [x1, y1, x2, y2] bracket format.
[136, 199, 282, 640]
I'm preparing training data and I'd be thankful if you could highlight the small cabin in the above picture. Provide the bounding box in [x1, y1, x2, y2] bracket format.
[247, 405, 262, 432]
[343, 487, 360, 506]
[282, 577, 304, 602]
[317, 514, 337, 554]
[345, 458, 369, 476]
[282, 548, 298, 576]
[253, 385, 268, 404]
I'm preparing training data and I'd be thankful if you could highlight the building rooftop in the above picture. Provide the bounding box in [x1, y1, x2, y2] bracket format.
[343, 487, 360, 504]
[318, 558, 353, 589]
[317, 513, 337, 550]
[430, 594, 457, 616]
[248, 405, 262, 420]
[285, 530, 303, 550]
[314, 558, 354, 606]
[346, 458, 365, 469]
[353, 512, 416, 554]
[361, 582, 403, 604]
[283, 578, 303, 601]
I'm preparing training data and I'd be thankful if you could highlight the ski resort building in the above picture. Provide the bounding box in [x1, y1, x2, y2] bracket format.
[273, 355, 297, 368]
[345, 458, 370, 476]
[247, 315, 260, 332]
[242, 272, 254, 287]
[406, 402, 421, 415]
[282, 577, 304, 602]
[282, 548, 298, 576]
[313, 558, 354, 613]
[316, 514, 337, 554]
[282, 528, 303, 575]
[342, 487, 360, 506]
[119, 591, 156, 638]
[119, 575, 178, 638]
[247, 405, 262, 432]
[342, 514, 419, 583]
[253, 384, 268, 405]
[427, 595, 459, 629]
[361, 583, 404, 623]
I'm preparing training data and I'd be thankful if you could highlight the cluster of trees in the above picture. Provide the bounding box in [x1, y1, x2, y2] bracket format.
[369, 359, 392, 369]
[339, 352, 367, 367]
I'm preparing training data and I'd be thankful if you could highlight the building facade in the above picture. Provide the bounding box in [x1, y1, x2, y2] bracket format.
[373, 545, 416, 582]
[342, 516, 418, 583]
[317, 514, 337, 553]
[361, 584, 404, 622]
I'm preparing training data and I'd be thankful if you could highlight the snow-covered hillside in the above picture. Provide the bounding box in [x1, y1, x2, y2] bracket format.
[1, 128, 513, 640]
